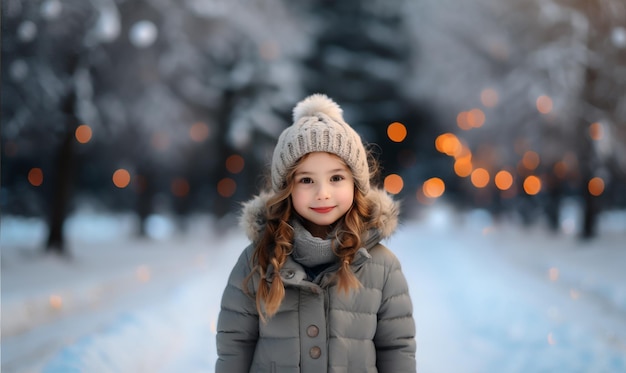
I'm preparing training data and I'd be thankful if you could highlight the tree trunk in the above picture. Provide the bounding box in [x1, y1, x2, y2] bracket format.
[213, 89, 237, 219]
[136, 166, 156, 238]
[545, 169, 562, 233]
[581, 183, 598, 239]
[578, 66, 600, 239]
[46, 92, 78, 255]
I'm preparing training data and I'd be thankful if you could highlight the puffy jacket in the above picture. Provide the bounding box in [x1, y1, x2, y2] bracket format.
[216, 189, 416, 373]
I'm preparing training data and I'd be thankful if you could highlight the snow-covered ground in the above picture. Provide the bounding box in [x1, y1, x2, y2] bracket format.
[1, 205, 625, 373]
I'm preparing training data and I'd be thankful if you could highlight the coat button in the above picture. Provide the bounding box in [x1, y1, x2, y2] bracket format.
[283, 270, 295, 279]
[306, 325, 319, 337]
[309, 346, 322, 359]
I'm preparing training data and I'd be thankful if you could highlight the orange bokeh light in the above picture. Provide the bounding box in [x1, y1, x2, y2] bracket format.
[494, 170, 513, 191]
[75, 124, 93, 144]
[536, 95, 553, 114]
[171, 178, 190, 197]
[226, 154, 245, 174]
[467, 108, 485, 128]
[49, 294, 63, 309]
[481, 88, 499, 108]
[454, 157, 473, 177]
[190, 122, 210, 142]
[387, 122, 407, 142]
[384, 174, 404, 195]
[435, 133, 462, 156]
[470, 168, 490, 188]
[28, 167, 44, 186]
[553, 161, 568, 179]
[217, 178, 237, 197]
[112, 169, 131, 188]
[589, 122, 603, 141]
[523, 175, 541, 195]
[588, 177, 604, 196]
[457, 112, 471, 130]
[522, 151, 540, 170]
[423, 177, 445, 198]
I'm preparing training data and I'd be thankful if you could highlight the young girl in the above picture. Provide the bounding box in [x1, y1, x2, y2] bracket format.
[216, 94, 416, 373]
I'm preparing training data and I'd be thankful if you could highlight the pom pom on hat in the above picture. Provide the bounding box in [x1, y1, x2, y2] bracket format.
[271, 94, 370, 194]
[292, 94, 344, 123]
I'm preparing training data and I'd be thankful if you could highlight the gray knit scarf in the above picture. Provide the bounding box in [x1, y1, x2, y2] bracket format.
[291, 220, 338, 267]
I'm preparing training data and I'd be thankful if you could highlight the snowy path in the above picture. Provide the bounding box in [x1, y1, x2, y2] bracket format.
[2, 214, 625, 372]
[398, 223, 626, 372]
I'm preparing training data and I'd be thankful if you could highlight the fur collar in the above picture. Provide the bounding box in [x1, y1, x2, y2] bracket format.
[239, 188, 400, 244]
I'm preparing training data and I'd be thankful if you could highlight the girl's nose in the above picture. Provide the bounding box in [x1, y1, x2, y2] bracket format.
[316, 183, 330, 199]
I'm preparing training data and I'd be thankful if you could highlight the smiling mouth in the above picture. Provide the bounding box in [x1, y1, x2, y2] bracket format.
[311, 207, 334, 213]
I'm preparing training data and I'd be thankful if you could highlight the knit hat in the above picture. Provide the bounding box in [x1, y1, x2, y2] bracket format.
[271, 94, 370, 193]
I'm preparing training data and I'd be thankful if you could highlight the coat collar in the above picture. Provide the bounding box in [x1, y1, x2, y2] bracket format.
[239, 188, 400, 245]
[267, 247, 373, 289]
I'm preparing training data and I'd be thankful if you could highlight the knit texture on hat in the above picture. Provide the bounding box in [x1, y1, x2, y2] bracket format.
[271, 94, 370, 193]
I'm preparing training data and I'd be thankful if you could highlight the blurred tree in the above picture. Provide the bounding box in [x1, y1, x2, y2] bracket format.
[409, 0, 625, 237]
[2, 0, 309, 244]
[295, 0, 437, 202]
[501, 0, 626, 238]
[1, 0, 102, 254]
[556, 0, 626, 238]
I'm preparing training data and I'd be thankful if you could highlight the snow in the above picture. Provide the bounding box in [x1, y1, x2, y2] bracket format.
[1, 206, 625, 373]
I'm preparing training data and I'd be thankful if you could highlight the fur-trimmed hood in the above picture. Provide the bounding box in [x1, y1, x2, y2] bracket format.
[239, 188, 400, 245]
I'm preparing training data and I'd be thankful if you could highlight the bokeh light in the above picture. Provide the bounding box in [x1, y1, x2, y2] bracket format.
[49, 294, 63, 309]
[384, 174, 404, 194]
[28, 168, 44, 186]
[17, 21, 37, 42]
[225, 154, 245, 174]
[435, 133, 462, 156]
[467, 108, 485, 128]
[481, 88, 499, 108]
[457, 111, 471, 130]
[75, 124, 93, 144]
[589, 122, 603, 140]
[387, 122, 407, 142]
[536, 95, 553, 114]
[423, 177, 445, 198]
[190, 122, 210, 142]
[41, 0, 62, 20]
[523, 175, 541, 195]
[454, 156, 473, 177]
[112, 169, 131, 188]
[129, 20, 158, 48]
[136, 265, 151, 282]
[494, 170, 514, 191]
[549, 267, 559, 281]
[171, 178, 190, 197]
[470, 168, 490, 188]
[457, 110, 486, 130]
[217, 178, 237, 197]
[522, 151, 540, 170]
[588, 177, 605, 196]
[553, 161, 568, 179]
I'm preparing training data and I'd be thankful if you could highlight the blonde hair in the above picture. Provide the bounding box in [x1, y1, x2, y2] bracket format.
[246, 151, 379, 321]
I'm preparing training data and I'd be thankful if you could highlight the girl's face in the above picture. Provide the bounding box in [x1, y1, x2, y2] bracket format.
[291, 152, 355, 238]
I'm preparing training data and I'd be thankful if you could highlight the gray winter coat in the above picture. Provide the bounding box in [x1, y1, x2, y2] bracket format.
[216, 189, 416, 373]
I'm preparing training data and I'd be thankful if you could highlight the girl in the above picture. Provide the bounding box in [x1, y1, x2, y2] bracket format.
[216, 94, 416, 373]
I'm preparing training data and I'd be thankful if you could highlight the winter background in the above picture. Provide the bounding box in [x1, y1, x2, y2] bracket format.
[2, 0, 626, 372]
[2, 205, 625, 373]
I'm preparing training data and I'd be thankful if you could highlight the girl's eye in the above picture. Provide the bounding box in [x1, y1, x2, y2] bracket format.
[330, 175, 344, 182]
[299, 177, 313, 184]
